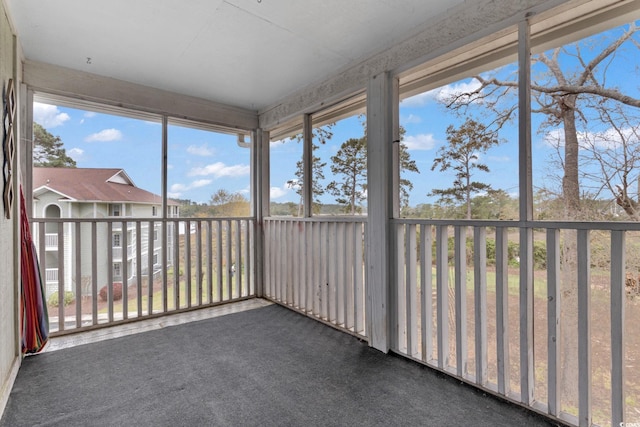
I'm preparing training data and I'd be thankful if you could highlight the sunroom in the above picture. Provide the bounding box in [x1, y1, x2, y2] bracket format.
[1, 0, 639, 426]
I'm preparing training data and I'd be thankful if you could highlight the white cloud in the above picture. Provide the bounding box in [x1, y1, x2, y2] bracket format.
[170, 183, 188, 193]
[187, 144, 214, 156]
[403, 133, 437, 151]
[68, 147, 84, 161]
[188, 162, 250, 178]
[400, 79, 484, 107]
[79, 111, 96, 125]
[271, 137, 296, 147]
[488, 155, 511, 162]
[435, 80, 483, 103]
[33, 102, 70, 128]
[190, 179, 212, 188]
[544, 125, 640, 152]
[401, 92, 432, 108]
[401, 114, 422, 125]
[85, 128, 122, 142]
[270, 186, 289, 199]
[168, 179, 213, 198]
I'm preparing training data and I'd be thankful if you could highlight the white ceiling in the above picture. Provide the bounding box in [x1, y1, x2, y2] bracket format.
[5, 0, 464, 112]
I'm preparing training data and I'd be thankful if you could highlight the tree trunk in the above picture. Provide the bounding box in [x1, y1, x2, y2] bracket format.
[560, 101, 580, 409]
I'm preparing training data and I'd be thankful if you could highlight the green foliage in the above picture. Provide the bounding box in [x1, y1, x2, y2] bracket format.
[429, 118, 500, 219]
[398, 126, 420, 209]
[33, 122, 77, 168]
[290, 124, 333, 213]
[48, 291, 75, 307]
[210, 189, 249, 217]
[327, 137, 368, 214]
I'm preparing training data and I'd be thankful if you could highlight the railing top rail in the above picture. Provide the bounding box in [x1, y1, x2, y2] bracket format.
[265, 215, 367, 223]
[392, 218, 640, 231]
[30, 217, 255, 224]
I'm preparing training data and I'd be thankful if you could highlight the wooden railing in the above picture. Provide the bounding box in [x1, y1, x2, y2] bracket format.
[263, 217, 367, 339]
[30, 213, 638, 425]
[392, 218, 640, 427]
[30, 217, 255, 334]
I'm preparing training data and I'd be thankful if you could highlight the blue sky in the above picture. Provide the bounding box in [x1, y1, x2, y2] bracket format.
[33, 21, 639, 208]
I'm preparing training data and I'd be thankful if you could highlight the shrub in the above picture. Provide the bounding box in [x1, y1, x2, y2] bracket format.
[99, 282, 123, 302]
[48, 291, 75, 307]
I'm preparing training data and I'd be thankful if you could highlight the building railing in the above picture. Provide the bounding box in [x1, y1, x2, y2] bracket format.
[45, 268, 58, 283]
[44, 233, 58, 251]
[30, 217, 255, 335]
[263, 217, 367, 339]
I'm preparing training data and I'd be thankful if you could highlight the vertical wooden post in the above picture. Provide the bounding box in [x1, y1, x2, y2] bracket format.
[303, 114, 313, 218]
[366, 72, 396, 352]
[254, 129, 269, 298]
[518, 16, 534, 406]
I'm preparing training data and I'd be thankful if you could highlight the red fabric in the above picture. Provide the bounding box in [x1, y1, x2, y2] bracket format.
[20, 186, 49, 354]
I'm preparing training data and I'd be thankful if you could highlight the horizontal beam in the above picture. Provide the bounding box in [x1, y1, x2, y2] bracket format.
[258, 0, 567, 130]
[24, 60, 258, 131]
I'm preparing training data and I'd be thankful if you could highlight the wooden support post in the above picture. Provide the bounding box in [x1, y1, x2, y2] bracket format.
[366, 72, 397, 352]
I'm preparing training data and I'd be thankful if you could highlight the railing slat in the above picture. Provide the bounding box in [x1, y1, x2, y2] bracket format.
[172, 220, 180, 310]
[547, 229, 560, 416]
[217, 220, 223, 302]
[92, 222, 99, 325]
[577, 229, 592, 427]
[161, 221, 167, 313]
[57, 222, 65, 331]
[107, 221, 114, 323]
[396, 224, 406, 352]
[610, 230, 625, 426]
[344, 222, 354, 330]
[496, 226, 509, 395]
[122, 221, 129, 319]
[407, 224, 418, 358]
[74, 222, 82, 327]
[355, 223, 364, 334]
[421, 224, 433, 364]
[335, 223, 347, 328]
[136, 221, 142, 318]
[436, 225, 449, 370]
[474, 227, 487, 386]
[196, 220, 203, 306]
[312, 222, 321, 317]
[455, 226, 467, 377]
[235, 219, 241, 299]
[519, 227, 534, 404]
[148, 221, 155, 313]
[206, 221, 213, 304]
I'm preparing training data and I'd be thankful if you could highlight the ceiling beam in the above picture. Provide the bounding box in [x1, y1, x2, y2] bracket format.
[23, 60, 258, 131]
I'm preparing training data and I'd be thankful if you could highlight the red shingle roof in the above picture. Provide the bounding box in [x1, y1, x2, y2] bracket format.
[33, 167, 177, 205]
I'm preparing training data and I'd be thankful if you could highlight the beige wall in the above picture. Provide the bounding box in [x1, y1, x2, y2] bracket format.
[0, 0, 20, 417]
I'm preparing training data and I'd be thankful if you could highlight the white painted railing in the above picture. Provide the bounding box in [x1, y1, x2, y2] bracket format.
[44, 233, 58, 250]
[45, 268, 58, 283]
[393, 218, 640, 427]
[31, 217, 255, 334]
[263, 217, 367, 338]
